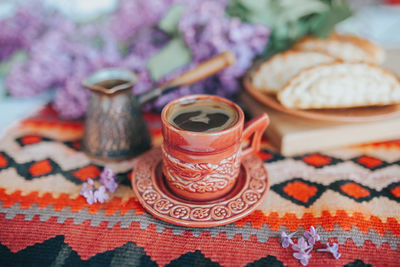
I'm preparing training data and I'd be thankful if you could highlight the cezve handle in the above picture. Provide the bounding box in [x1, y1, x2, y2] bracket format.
[138, 51, 236, 105]
[162, 51, 236, 87]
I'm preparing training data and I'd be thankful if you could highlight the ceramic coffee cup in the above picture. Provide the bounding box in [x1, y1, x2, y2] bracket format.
[161, 94, 269, 201]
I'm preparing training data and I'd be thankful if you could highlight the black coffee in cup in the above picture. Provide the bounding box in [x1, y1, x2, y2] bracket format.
[168, 98, 239, 133]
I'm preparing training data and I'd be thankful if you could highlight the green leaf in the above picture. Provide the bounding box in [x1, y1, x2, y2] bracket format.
[226, 0, 352, 58]
[0, 50, 28, 76]
[310, 2, 352, 38]
[276, 0, 328, 23]
[147, 38, 192, 81]
[158, 4, 185, 35]
[227, 0, 272, 26]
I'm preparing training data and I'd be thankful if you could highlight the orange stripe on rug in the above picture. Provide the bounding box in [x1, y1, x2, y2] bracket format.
[1, 186, 398, 235]
[0, 188, 145, 215]
[235, 210, 400, 236]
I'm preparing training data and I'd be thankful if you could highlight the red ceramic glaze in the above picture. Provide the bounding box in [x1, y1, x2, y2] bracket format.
[161, 94, 269, 201]
[131, 147, 270, 227]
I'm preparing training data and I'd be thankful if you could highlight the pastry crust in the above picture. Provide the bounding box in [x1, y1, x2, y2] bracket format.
[251, 50, 337, 94]
[293, 33, 385, 64]
[277, 62, 400, 109]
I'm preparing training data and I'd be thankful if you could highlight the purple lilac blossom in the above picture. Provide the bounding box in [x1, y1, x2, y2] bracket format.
[110, 0, 172, 41]
[82, 189, 96, 205]
[292, 237, 313, 266]
[292, 237, 312, 253]
[293, 250, 312, 266]
[4, 1, 270, 118]
[80, 178, 111, 204]
[0, 2, 46, 60]
[94, 186, 110, 203]
[80, 178, 96, 204]
[304, 226, 320, 245]
[280, 231, 296, 248]
[177, 1, 270, 98]
[317, 242, 341, 259]
[99, 167, 118, 193]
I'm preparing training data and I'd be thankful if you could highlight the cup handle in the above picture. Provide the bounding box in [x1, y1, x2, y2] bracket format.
[240, 113, 270, 158]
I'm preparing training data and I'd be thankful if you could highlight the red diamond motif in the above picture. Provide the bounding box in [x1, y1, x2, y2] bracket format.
[283, 181, 317, 203]
[302, 154, 332, 167]
[21, 135, 42, 145]
[340, 183, 370, 199]
[391, 186, 400, 198]
[29, 160, 53, 177]
[72, 165, 101, 181]
[0, 154, 8, 168]
[357, 156, 383, 169]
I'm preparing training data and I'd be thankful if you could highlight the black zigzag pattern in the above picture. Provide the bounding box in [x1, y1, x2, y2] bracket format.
[0, 151, 104, 185]
[0, 150, 133, 187]
[271, 178, 400, 207]
[14, 136, 400, 171]
[260, 149, 400, 171]
[15, 135, 81, 151]
[0, 236, 376, 267]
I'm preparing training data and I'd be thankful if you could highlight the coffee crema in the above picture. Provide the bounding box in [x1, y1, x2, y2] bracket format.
[168, 99, 239, 133]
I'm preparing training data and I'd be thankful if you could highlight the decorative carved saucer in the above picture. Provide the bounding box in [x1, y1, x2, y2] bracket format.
[131, 147, 270, 227]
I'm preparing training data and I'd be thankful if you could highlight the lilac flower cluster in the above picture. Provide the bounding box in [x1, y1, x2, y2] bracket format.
[3, 0, 270, 118]
[179, 1, 269, 94]
[80, 168, 118, 204]
[280, 226, 341, 266]
[0, 2, 45, 61]
[152, 0, 270, 108]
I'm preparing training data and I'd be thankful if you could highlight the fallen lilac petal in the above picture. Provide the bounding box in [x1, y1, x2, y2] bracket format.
[292, 237, 311, 252]
[293, 251, 312, 266]
[83, 189, 95, 204]
[100, 167, 115, 180]
[317, 242, 341, 259]
[80, 178, 97, 204]
[280, 231, 296, 248]
[80, 182, 89, 195]
[100, 167, 118, 193]
[304, 226, 320, 245]
[104, 179, 118, 193]
[94, 186, 110, 203]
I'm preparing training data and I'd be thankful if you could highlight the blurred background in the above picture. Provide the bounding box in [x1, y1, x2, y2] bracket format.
[1, 0, 400, 132]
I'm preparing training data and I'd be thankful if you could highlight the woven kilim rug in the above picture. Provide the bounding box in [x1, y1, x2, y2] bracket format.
[0, 105, 399, 266]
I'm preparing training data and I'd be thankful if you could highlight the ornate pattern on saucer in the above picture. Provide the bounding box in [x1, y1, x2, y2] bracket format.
[131, 147, 270, 227]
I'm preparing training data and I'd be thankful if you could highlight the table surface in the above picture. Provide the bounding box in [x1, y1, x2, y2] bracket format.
[0, 105, 399, 266]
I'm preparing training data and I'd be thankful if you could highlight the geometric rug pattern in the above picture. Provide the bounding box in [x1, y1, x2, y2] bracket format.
[0, 235, 377, 267]
[0, 105, 399, 266]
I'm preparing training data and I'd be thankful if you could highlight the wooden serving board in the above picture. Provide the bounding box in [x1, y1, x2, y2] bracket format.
[240, 91, 400, 156]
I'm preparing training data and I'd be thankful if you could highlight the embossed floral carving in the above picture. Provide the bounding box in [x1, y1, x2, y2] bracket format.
[170, 206, 190, 219]
[154, 199, 173, 213]
[143, 190, 160, 204]
[228, 198, 247, 213]
[211, 206, 231, 219]
[250, 179, 265, 191]
[162, 146, 240, 193]
[191, 208, 211, 220]
[243, 190, 260, 204]
[137, 179, 153, 192]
